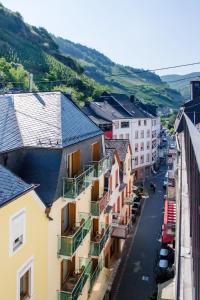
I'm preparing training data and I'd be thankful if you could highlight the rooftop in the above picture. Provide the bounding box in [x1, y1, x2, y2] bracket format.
[83, 92, 156, 123]
[105, 139, 130, 161]
[0, 92, 102, 153]
[0, 165, 33, 207]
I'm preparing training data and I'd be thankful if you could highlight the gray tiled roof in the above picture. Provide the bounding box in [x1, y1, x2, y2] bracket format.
[0, 92, 102, 153]
[105, 139, 129, 161]
[0, 165, 32, 206]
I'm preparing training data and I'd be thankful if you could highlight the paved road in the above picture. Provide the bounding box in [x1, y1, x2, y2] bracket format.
[112, 167, 166, 300]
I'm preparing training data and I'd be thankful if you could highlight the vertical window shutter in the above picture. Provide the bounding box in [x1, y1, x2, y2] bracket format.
[12, 212, 24, 244]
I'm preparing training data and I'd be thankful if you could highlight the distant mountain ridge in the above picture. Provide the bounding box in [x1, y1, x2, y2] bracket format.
[54, 36, 183, 108]
[161, 72, 200, 100]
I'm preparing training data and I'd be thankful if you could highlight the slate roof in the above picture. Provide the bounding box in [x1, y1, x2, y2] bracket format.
[83, 92, 155, 123]
[81, 105, 111, 125]
[0, 92, 102, 153]
[0, 165, 33, 206]
[105, 139, 130, 161]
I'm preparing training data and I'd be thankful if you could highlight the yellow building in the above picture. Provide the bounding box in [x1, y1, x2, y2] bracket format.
[0, 165, 48, 300]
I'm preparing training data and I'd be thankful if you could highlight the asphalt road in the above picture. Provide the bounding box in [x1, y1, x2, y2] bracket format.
[112, 167, 167, 300]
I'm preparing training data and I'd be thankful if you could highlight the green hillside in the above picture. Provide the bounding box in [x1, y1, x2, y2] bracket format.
[54, 36, 183, 107]
[162, 72, 200, 100]
[0, 3, 104, 103]
[0, 3, 183, 107]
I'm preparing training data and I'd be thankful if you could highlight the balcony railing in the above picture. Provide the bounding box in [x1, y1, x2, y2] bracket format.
[91, 156, 109, 177]
[58, 214, 92, 258]
[58, 258, 92, 300]
[89, 259, 103, 293]
[90, 226, 111, 257]
[63, 166, 94, 199]
[91, 192, 110, 216]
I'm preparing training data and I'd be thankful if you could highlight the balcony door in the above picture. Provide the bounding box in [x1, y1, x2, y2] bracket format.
[92, 180, 99, 202]
[91, 142, 100, 161]
[61, 257, 75, 287]
[67, 150, 81, 178]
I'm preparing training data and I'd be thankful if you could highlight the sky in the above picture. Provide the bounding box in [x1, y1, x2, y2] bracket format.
[2, 0, 200, 75]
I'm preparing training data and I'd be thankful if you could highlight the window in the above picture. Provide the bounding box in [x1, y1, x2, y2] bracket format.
[147, 129, 150, 138]
[109, 176, 113, 193]
[140, 142, 144, 151]
[67, 150, 81, 177]
[140, 130, 144, 138]
[146, 153, 150, 162]
[138, 120, 141, 126]
[125, 133, 129, 139]
[20, 270, 30, 300]
[134, 157, 138, 166]
[122, 192, 124, 207]
[114, 121, 119, 129]
[135, 143, 138, 152]
[140, 155, 144, 164]
[115, 170, 119, 187]
[119, 134, 123, 139]
[117, 197, 120, 213]
[121, 121, 129, 128]
[17, 258, 33, 300]
[10, 209, 25, 255]
[144, 120, 147, 126]
[147, 141, 150, 150]
[135, 131, 138, 139]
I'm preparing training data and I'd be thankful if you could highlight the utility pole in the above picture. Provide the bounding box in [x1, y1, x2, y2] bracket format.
[29, 73, 33, 92]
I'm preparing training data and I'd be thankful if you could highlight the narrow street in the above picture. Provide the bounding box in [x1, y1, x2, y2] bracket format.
[111, 167, 167, 300]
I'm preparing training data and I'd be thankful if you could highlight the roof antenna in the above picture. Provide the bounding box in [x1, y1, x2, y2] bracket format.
[29, 73, 33, 92]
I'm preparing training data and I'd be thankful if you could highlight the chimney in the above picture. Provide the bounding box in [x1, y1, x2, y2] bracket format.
[190, 79, 200, 101]
[130, 95, 135, 103]
[29, 73, 33, 92]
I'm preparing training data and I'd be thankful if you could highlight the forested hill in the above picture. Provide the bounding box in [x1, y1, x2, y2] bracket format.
[162, 72, 200, 101]
[0, 3, 183, 107]
[0, 3, 104, 103]
[54, 36, 183, 107]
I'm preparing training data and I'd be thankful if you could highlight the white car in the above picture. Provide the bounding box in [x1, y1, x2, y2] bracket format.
[163, 171, 168, 188]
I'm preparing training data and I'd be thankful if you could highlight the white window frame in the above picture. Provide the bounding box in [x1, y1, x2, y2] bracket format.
[9, 208, 26, 256]
[17, 257, 34, 300]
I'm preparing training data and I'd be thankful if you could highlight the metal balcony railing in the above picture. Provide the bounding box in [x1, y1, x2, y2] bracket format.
[90, 226, 111, 257]
[90, 156, 109, 177]
[91, 192, 110, 216]
[89, 259, 103, 293]
[58, 214, 92, 257]
[63, 166, 94, 199]
[57, 258, 92, 300]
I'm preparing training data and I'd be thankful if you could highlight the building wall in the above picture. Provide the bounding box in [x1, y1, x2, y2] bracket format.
[112, 117, 160, 179]
[0, 190, 48, 300]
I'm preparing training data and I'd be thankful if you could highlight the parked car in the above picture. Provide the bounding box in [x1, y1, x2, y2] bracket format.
[132, 206, 139, 216]
[163, 171, 168, 189]
[131, 212, 137, 223]
[132, 202, 141, 214]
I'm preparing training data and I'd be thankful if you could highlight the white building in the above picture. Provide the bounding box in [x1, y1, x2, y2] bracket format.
[82, 92, 161, 180]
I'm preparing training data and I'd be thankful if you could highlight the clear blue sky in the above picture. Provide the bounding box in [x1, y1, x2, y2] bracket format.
[2, 0, 200, 75]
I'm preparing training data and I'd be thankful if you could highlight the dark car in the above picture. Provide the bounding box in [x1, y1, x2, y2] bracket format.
[131, 212, 137, 223]
[132, 202, 141, 214]
[132, 205, 140, 216]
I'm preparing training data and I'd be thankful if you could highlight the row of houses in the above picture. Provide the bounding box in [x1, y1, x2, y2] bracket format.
[0, 92, 137, 300]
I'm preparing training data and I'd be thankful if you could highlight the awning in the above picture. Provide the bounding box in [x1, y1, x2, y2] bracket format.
[164, 200, 176, 225]
[111, 225, 128, 239]
[162, 200, 176, 244]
